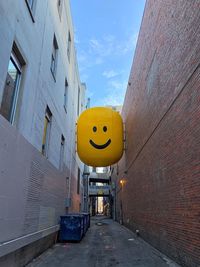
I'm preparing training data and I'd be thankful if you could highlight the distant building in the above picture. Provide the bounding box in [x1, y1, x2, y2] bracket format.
[106, 105, 122, 113]
[0, 0, 85, 265]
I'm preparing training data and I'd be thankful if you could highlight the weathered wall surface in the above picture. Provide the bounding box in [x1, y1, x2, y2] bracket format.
[0, 0, 84, 217]
[0, 115, 66, 258]
[114, 1, 200, 266]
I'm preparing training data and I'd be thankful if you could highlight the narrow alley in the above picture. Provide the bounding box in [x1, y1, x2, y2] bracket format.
[0, 0, 200, 266]
[26, 216, 180, 267]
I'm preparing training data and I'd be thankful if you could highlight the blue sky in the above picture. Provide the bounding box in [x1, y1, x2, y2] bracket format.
[70, 1, 146, 107]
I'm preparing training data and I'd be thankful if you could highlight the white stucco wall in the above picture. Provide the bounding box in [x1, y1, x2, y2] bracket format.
[0, 115, 66, 258]
[0, 0, 86, 255]
[0, 0, 85, 188]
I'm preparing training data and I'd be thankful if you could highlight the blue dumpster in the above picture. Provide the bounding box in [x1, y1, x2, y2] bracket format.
[67, 213, 87, 235]
[59, 214, 84, 242]
[81, 212, 90, 230]
[82, 213, 90, 233]
[67, 213, 89, 235]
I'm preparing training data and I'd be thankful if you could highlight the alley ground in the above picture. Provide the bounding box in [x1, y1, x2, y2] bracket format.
[26, 216, 180, 267]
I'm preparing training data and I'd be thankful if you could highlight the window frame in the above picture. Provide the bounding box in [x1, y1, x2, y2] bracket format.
[42, 106, 52, 157]
[59, 135, 65, 170]
[50, 35, 58, 82]
[0, 43, 25, 125]
[64, 79, 68, 113]
[57, 0, 63, 19]
[9, 54, 22, 124]
[67, 31, 71, 62]
[25, 0, 36, 22]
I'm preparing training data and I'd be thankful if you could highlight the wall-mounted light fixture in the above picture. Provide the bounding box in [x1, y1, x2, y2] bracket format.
[120, 179, 126, 186]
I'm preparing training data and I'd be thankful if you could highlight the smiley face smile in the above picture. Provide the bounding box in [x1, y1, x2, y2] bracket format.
[89, 139, 111, 149]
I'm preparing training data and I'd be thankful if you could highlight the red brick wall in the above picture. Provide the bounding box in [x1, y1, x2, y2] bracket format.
[113, 1, 200, 266]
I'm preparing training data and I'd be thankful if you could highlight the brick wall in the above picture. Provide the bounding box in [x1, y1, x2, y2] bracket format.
[113, 1, 200, 266]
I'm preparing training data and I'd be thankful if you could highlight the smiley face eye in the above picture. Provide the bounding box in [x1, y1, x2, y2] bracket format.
[93, 126, 97, 132]
[103, 126, 107, 132]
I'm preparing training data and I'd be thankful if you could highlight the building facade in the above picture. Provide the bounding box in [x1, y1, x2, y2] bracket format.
[0, 0, 85, 265]
[112, 1, 200, 267]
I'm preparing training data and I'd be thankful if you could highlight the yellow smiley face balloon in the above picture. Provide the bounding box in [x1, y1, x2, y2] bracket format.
[77, 107, 124, 167]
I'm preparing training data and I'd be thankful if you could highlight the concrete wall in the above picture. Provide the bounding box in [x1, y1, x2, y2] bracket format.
[113, 1, 200, 266]
[0, 0, 85, 262]
[0, 0, 85, 210]
[0, 1, 83, 161]
[0, 115, 66, 257]
[0, 233, 57, 267]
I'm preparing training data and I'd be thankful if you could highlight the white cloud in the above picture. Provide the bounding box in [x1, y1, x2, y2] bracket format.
[101, 92, 125, 106]
[89, 32, 138, 59]
[101, 94, 124, 106]
[108, 80, 124, 90]
[103, 34, 115, 43]
[120, 32, 139, 55]
[95, 57, 103, 65]
[89, 39, 101, 50]
[77, 31, 139, 77]
[89, 37, 111, 58]
[76, 31, 138, 97]
[96, 80, 128, 106]
[102, 70, 119, 78]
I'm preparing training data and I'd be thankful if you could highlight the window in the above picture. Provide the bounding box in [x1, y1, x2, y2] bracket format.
[77, 168, 81, 194]
[77, 86, 80, 116]
[64, 79, 68, 113]
[25, 0, 36, 21]
[0, 43, 25, 124]
[42, 106, 52, 157]
[50, 35, 58, 81]
[57, 0, 63, 18]
[59, 135, 65, 170]
[67, 31, 71, 61]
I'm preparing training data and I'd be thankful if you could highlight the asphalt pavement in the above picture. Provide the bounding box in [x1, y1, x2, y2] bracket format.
[26, 216, 181, 267]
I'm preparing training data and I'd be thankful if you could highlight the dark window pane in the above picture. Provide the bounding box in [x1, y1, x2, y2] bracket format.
[0, 58, 20, 121]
